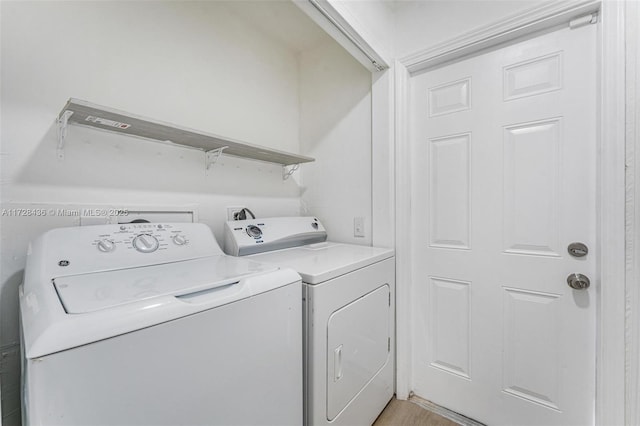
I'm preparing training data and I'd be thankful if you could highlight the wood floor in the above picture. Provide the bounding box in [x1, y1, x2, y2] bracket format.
[373, 398, 459, 426]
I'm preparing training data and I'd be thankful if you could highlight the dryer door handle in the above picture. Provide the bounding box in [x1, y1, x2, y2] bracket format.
[334, 345, 343, 382]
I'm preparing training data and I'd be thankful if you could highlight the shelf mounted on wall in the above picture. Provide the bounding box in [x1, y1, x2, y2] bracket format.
[205, 147, 228, 170]
[282, 164, 300, 180]
[57, 110, 74, 160]
[55, 98, 314, 179]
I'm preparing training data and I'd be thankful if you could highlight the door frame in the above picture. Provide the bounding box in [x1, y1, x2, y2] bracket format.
[391, 1, 628, 424]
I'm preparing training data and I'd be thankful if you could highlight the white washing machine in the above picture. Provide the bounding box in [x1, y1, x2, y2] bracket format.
[224, 217, 395, 426]
[20, 222, 302, 426]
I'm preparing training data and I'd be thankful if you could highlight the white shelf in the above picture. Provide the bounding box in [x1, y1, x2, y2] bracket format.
[56, 98, 315, 167]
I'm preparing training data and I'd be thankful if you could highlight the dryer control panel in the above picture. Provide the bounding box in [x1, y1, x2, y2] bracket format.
[223, 216, 327, 256]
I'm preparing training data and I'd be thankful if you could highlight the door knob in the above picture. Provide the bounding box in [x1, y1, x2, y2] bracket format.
[567, 273, 590, 290]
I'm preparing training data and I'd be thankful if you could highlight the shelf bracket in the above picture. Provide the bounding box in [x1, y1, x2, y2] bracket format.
[56, 110, 74, 160]
[282, 164, 300, 180]
[205, 146, 228, 170]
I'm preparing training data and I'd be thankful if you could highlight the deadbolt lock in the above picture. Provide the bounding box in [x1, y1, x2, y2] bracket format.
[567, 273, 590, 290]
[567, 242, 588, 258]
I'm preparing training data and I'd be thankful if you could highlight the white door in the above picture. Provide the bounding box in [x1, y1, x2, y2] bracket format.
[410, 24, 596, 425]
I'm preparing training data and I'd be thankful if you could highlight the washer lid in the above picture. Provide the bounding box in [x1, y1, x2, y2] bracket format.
[54, 255, 277, 314]
[248, 242, 394, 284]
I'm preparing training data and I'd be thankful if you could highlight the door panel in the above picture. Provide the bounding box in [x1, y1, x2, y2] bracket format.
[502, 287, 561, 410]
[503, 118, 561, 256]
[326, 284, 390, 421]
[429, 133, 472, 249]
[429, 77, 472, 116]
[410, 24, 596, 426]
[503, 52, 562, 101]
[428, 276, 471, 379]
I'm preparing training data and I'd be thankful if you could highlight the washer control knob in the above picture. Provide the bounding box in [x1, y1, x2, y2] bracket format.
[172, 235, 187, 246]
[246, 225, 262, 239]
[133, 234, 160, 253]
[97, 239, 116, 253]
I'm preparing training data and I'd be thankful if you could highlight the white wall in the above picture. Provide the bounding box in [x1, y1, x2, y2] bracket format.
[329, 0, 396, 63]
[2, 1, 303, 152]
[394, 0, 546, 59]
[0, 2, 313, 424]
[299, 40, 373, 245]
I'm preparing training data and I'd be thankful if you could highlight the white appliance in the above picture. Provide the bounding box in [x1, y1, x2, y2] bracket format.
[224, 217, 395, 426]
[20, 222, 303, 426]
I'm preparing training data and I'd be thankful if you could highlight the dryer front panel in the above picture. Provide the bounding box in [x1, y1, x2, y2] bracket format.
[326, 284, 390, 420]
[306, 257, 395, 426]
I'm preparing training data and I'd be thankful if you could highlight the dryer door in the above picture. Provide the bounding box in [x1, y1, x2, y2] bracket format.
[327, 284, 390, 420]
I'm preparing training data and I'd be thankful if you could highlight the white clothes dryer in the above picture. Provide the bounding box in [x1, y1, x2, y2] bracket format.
[224, 217, 395, 426]
[20, 222, 302, 426]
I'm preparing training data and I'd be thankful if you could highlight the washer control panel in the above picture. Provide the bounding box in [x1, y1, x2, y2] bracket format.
[90, 223, 192, 254]
[37, 222, 222, 277]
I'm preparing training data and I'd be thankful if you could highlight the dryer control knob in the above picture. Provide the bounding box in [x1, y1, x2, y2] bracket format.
[246, 225, 262, 239]
[133, 234, 160, 253]
[172, 235, 187, 246]
[97, 239, 116, 253]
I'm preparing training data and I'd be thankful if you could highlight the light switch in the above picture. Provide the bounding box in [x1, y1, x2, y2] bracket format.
[354, 217, 365, 238]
